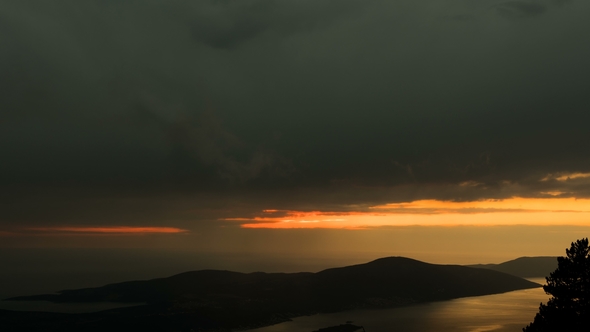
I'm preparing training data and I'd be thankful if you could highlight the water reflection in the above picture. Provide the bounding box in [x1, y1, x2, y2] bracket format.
[250, 278, 549, 332]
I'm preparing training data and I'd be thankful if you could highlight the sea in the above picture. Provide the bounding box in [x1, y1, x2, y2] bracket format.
[249, 278, 548, 332]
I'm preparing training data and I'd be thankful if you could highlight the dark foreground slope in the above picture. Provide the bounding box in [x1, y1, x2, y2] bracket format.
[3, 257, 539, 332]
[468, 257, 558, 278]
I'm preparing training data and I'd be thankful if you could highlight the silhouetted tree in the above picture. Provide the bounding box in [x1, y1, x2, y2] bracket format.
[523, 238, 590, 331]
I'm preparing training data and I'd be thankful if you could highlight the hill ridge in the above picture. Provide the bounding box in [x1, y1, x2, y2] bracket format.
[467, 256, 558, 278]
[3, 256, 541, 331]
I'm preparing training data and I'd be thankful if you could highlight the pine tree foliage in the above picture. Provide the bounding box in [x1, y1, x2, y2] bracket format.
[523, 238, 590, 331]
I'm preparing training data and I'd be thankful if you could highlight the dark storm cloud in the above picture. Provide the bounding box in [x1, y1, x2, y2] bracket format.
[1, 0, 589, 228]
[188, 0, 274, 49]
[494, 1, 547, 18]
[187, 0, 365, 49]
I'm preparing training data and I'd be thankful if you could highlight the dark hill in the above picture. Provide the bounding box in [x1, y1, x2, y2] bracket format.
[310, 257, 539, 309]
[4, 257, 540, 331]
[468, 256, 558, 278]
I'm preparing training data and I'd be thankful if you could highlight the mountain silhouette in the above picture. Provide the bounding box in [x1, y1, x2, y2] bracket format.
[467, 256, 558, 278]
[3, 257, 540, 331]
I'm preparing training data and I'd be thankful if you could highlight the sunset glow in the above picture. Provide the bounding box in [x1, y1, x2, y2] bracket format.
[226, 197, 590, 229]
[26, 226, 188, 234]
[541, 172, 590, 182]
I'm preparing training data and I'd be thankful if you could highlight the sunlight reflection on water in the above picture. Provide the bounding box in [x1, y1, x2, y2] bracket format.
[250, 278, 549, 332]
[468, 325, 502, 332]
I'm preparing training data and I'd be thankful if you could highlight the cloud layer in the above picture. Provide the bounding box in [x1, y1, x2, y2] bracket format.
[1, 0, 590, 230]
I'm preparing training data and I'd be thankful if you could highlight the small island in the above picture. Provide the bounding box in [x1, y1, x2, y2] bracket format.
[313, 323, 364, 332]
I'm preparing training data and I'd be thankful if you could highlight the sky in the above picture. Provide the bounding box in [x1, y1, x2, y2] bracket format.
[1, 0, 590, 270]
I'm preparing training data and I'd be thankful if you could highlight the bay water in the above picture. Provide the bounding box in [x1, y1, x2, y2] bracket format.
[250, 278, 548, 332]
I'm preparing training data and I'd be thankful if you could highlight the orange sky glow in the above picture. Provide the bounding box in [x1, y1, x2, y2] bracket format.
[224, 197, 590, 229]
[25, 226, 188, 234]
